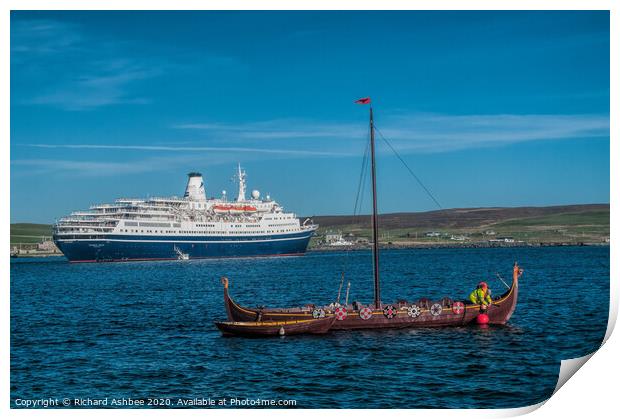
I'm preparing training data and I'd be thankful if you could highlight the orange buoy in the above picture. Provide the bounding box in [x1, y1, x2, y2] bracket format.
[476, 313, 489, 324]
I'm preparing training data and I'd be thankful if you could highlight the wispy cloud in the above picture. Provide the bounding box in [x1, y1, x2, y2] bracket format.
[174, 120, 361, 139]
[12, 20, 159, 110]
[12, 141, 348, 177]
[11, 154, 241, 177]
[20, 143, 345, 157]
[11, 159, 160, 177]
[11, 19, 82, 55]
[11, 132, 357, 178]
[377, 113, 610, 152]
[26, 63, 157, 110]
[174, 113, 609, 153]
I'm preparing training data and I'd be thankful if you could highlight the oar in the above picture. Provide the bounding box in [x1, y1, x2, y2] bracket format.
[496, 272, 511, 290]
[482, 275, 507, 308]
[336, 272, 345, 305]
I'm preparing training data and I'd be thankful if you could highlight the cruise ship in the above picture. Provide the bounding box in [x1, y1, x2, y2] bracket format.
[53, 165, 318, 262]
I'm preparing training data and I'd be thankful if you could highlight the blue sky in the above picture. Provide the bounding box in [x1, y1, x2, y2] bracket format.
[10, 11, 609, 223]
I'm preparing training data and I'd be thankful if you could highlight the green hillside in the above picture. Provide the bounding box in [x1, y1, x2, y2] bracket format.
[312, 204, 609, 247]
[10, 223, 53, 244]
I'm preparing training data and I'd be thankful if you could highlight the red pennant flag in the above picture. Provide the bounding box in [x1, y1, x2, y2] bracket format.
[354, 97, 371, 105]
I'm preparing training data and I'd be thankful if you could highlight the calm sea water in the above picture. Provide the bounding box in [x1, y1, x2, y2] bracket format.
[11, 246, 609, 409]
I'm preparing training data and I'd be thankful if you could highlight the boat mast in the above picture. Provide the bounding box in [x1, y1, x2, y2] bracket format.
[369, 106, 381, 309]
[236, 163, 247, 202]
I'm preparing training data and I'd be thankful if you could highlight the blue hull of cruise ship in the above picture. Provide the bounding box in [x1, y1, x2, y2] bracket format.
[54, 231, 314, 262]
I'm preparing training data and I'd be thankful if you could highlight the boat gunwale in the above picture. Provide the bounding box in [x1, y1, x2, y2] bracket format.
[216, 317, 334, 327]
[226, 276, 516, 318]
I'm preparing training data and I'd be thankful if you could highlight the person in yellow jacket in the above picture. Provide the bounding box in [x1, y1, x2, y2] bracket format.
[469, 281, 493, 310]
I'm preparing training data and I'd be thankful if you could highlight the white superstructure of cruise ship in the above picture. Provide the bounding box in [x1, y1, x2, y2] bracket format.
[53, 164, 318, 262]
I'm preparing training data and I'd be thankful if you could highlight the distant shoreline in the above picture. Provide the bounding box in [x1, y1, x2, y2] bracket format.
[310, 241, 610, 252]
[10, 243, 609, 262]
[11, 252, 63, 259]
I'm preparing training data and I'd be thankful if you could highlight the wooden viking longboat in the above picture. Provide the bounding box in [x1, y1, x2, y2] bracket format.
[215, 315, 335, 337]
[218, 98, 522, 332]
[221, 263, 519, 329]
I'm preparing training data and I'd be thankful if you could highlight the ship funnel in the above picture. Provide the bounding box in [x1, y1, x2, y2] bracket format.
[184, 172, 206, 201]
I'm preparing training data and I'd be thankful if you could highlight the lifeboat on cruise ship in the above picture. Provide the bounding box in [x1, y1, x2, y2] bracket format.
[212, 204, 257, 214]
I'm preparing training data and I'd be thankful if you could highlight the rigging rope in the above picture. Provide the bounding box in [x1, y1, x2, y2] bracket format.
[339, 125, 371, 290]
[353, 136, 371, 217]
[374, 125, 443, 210]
